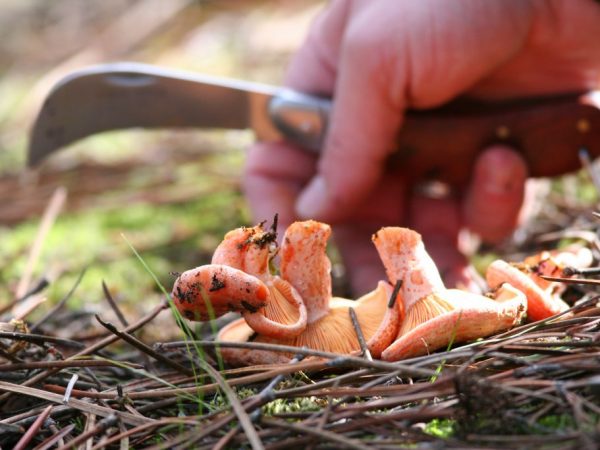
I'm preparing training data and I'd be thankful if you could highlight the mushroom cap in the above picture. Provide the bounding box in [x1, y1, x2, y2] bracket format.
[280, 220, 332, 323]
[174, 223, 308, 338]
[371, 226, 526, 361]
[517, 246, 592, 293]
[523, 246, 593, 274]
[381, 284, 527, 360]
[372, 227, 445, 310]
[172, 264, 268, 321]
[212, 225, 275, 275]
[356, 281, 402, 358]
[211, 227, 253, 270]
[486, 259, 569, 322]
[217, 318, 292, 366]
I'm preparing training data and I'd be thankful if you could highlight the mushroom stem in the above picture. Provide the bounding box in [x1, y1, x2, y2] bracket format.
[212, 225, 275, 275]
[172, 265, 268, 321]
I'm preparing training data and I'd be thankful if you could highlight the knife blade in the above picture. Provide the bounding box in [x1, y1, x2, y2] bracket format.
[28, 62, 329, 166]
[28, 62, 600, 185]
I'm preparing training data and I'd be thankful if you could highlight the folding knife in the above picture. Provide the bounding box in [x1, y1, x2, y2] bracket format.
[28, 62, 600, 184]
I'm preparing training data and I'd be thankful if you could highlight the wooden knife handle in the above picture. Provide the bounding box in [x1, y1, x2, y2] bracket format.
[396, 91, 600, 185]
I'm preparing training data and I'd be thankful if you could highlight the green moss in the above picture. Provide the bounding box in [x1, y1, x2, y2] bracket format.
[1, 186, 246, 314]
[424, 418, 455, 438]
[262, 396, 326, 416]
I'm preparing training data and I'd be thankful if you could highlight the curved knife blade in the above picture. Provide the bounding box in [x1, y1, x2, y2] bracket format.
[28, 62, 330, 166]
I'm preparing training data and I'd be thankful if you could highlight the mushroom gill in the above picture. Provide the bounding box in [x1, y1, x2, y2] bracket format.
[372, 227, 526, 361]
[217, 220, 400, 365]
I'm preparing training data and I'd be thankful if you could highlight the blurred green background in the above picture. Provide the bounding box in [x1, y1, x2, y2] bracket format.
[0, 0, 324, 334]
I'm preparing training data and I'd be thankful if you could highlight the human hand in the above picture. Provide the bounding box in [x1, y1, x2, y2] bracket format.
[244, 0, 600, 294]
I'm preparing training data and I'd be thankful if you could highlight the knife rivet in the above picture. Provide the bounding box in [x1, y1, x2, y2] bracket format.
[495, 125, 510, 139]
[577, 118, 590, 134]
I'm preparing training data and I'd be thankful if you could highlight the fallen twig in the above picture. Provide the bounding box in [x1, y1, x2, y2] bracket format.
[13, 404, 53, 450]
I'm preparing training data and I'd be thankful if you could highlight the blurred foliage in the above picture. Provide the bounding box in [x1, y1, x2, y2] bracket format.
[0, 185, 247, 306]
[0, 0, 323, 324]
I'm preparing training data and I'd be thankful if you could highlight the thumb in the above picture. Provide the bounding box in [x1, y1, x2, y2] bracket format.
[462, 145, 528, 243]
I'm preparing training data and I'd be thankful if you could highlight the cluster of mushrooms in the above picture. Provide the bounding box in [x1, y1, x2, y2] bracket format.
[171, 220, 592, 366]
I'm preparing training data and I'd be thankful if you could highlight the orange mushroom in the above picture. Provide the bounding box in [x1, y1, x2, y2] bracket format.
[486, 246, 593, 322]
[172, 223, 307, 339]
[217, 220, 401, 365]
[372, 227, 526, 361]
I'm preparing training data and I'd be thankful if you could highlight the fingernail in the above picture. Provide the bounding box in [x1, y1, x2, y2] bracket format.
[296, 175, 328, 219]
